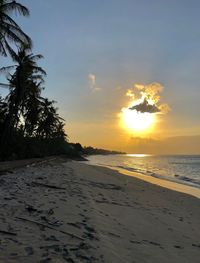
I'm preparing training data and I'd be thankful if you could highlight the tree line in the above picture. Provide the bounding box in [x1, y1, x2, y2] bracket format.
[0, 0, 72, 160]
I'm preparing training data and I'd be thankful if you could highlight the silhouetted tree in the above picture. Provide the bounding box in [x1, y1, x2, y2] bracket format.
[23, 81, 43, 136]
[0, 0, 32, 56]
[0, 95, 7, 133]
[0, 46, 46, 146]
[36, 98, 66, 140]
[0, 2, 70, 160]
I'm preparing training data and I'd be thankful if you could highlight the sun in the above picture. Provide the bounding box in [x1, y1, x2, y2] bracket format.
[121, 107, 155, 133]
[119, 82, 169, 134]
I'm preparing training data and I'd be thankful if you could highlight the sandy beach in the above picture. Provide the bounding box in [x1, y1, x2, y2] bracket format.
[0, 157, 200, 263]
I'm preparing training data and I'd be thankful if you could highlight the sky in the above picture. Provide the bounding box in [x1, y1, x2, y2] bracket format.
[1, 0, 200, 153]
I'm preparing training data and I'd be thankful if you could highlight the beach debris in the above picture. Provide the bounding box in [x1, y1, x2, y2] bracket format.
[78, 242, 92, 250]
[41, 216, 63, 227]
[143, 240, 162, 247]
[16, 216, 84, 241]
[90, 182, 122, 190]
[174, 245, 184, 249]
[25, 246, 34, 256]
[108, 232, 120, 238]
[130, 239, 163, 249]
[0, 229, 17, 236]
[83, 231, 98, 240]
[130, 240, 141, 244]
[95, 199, 132, 207]
[32, 181, 66, 190]
[25, 204, 38, 213]
[36, 177, 44, 180]
[85, 226, 96, 233]
[192, 243, 200, 248]
[47, 208, 54, 215]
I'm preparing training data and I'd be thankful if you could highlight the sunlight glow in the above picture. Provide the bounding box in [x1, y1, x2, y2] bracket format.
[119, 83, 169, 135]
[121, 107, 155, 132]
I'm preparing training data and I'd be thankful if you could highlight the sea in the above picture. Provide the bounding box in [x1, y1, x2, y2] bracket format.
[86, 154, 200, 189]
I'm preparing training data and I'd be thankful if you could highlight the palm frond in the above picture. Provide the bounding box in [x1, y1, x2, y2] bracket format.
[0, 39, 7, 56]
[2, 2, 30, 16]
[32, 66, 47, 76]
[30, 54, 44, 61]
[1, 12, 20, 27]
[0, 65, 16, 74]
[3, 38, 18, 61]
[0, 82, 10, 88]
[1, 22, 32, 47]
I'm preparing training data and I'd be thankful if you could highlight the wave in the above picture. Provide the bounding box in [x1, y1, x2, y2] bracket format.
[87, 154, 200, 190]
[171, 162, 200, 165]
[114, 165, 200, 188]
[174, 174, 200, 186]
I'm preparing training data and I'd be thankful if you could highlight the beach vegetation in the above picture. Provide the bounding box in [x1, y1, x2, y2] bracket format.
[0, 1, 76, 160]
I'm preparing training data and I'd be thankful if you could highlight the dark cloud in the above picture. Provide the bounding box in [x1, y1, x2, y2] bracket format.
[129, 99, 160, 113]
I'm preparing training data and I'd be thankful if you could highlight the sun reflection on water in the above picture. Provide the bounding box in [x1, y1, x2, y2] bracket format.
[126, 154, 152, 158]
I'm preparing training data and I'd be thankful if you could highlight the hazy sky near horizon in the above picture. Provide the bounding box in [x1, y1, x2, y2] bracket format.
[1, 0, 200, 153]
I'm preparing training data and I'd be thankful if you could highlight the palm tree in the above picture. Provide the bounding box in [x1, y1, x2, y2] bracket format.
[36, 98, 59, 139]
[0, 0, 32, 57]
[35, 98, 66, 140]
[23, 81, 43, 136]
[0, 46, 46, 146]
[0, 95, 7, 133]
[53, 121, 67, 140]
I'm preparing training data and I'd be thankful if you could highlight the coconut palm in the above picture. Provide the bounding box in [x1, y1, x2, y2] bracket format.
[0, 46, 46, 146]
[0, 0, 32, 57]
[36, 98, 58, 139]
[35, 98, 66, 140]
[23, 81, 43, 136]
[0, 96, 7, 133]
[53, 121, 67, 140]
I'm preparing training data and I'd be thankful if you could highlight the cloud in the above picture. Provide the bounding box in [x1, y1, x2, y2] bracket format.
[134, 82, 163, 104]
[129, 98, 160, 113]
[134, 84, 145, 90]
[88, 73, 101, 92]
[125, 82, 170, 114]
[158, 103, 171, 114]
[126, 89, 135, 98]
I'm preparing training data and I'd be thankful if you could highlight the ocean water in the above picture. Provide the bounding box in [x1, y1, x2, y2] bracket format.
[86, 154, 200, 189]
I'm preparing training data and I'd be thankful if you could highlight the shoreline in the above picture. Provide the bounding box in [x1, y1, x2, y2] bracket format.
[0, 157, 200, 262]
[86, 162, 200, 199]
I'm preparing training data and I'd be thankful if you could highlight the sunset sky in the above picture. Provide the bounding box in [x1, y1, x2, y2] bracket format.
[1, 0, 200, 154]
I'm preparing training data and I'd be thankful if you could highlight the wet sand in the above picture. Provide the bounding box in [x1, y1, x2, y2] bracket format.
[0, 157, 200, 262]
